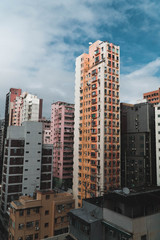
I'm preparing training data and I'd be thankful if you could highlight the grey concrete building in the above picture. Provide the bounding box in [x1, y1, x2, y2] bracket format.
[120, 102, 156, 188]
[0, 119, 5, 183]
[68, 188, 160, 240]
[1, 121, 53, 214]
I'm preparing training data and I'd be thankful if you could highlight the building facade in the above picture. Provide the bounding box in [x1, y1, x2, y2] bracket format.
[51, 102, 74, 189]
[12, 92, 43, 126]
[121, 102, 156, 188]
[143, 88, 160, 105]
[1, 121, 53, 214]
[69, 188, 160, 240]
[4, 88, 22, 133]
[73, 40, 120, 207]
[39, 118, 51, 144]
[0, 119, 5, 183]
[155, 104, 160, 186]
[8, 190, 75, 240]
[2, 88, 22, 182]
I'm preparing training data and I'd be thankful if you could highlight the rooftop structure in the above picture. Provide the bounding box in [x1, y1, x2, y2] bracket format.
[69, 188, 160, 240]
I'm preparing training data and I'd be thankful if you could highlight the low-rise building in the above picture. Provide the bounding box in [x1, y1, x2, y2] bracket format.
[8, 190, 75, 240]
[69, 188, 160, 240]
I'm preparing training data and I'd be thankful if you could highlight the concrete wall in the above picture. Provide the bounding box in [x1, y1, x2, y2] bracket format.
[103, 207, 160, 240]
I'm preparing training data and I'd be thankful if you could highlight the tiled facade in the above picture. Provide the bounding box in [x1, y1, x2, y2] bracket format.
[73, 40, 120, 207]
[51, 102, 74, 188]
[39, 118, 51, 144]
[8, 191, 75, 240]
[143, 88, 160, 105]
[12, 92, 43, 126]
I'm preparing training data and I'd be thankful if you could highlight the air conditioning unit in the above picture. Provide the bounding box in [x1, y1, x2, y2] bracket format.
[35, 227, 39, 231]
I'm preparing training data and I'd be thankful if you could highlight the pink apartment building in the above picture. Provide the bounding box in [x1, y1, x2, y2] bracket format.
[51, 102, 74, 189]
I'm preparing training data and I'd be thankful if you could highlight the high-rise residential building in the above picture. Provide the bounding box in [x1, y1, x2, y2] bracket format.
[2, 89, 43, 182]
[2, 88, 22, 183]
[51, 102, 74, 189]
[4, 88, 22, 132]
[143, 88, 160, 105]
[121, 102, 156, 188]
[12, 92, 43, 126]
[73, 40, 120, 207]
[155, 104, 160, 186]
[1, 121, 53, 214]
[8, 190, 75, 240]
[39, 118, 51, 144]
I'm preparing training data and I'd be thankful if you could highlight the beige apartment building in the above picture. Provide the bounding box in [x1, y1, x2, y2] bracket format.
[73, 40, 120, 207]
[8, 190, 75, 240]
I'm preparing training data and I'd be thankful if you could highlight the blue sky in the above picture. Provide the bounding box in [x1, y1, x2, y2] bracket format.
[0, 0, 160, 117]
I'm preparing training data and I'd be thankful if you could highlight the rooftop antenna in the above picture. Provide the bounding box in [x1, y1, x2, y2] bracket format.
[123, 187, 130, 195]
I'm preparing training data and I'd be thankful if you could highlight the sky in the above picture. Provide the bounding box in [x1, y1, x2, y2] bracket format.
[0, 0, 160, 118]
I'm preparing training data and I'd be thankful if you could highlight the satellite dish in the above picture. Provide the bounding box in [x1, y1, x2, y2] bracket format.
[122, 187, 130, 195]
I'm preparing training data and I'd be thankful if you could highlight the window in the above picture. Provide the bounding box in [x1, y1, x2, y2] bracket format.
[18, 223, 24, 229]
[141, 235, 147, 240]
[45, 210, 49, 215]
[27, 209, 30, 215]
[46, 195, 50, 200]
[19, 210, 23, 216]
[45, 223, 49, 228]
[35, 233, 39, 239]
[26, 235, 33, 240]
[26, 221, 34, 228]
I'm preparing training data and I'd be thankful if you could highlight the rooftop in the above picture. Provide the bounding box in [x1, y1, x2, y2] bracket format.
[84, 187, 160, 218]
[69, 208, 100, 225]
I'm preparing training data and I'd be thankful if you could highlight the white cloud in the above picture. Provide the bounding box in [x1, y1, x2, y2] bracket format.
[0, 0, 128, 117]
[0, 0, 159, 118]
[121, 58, 160, 103]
